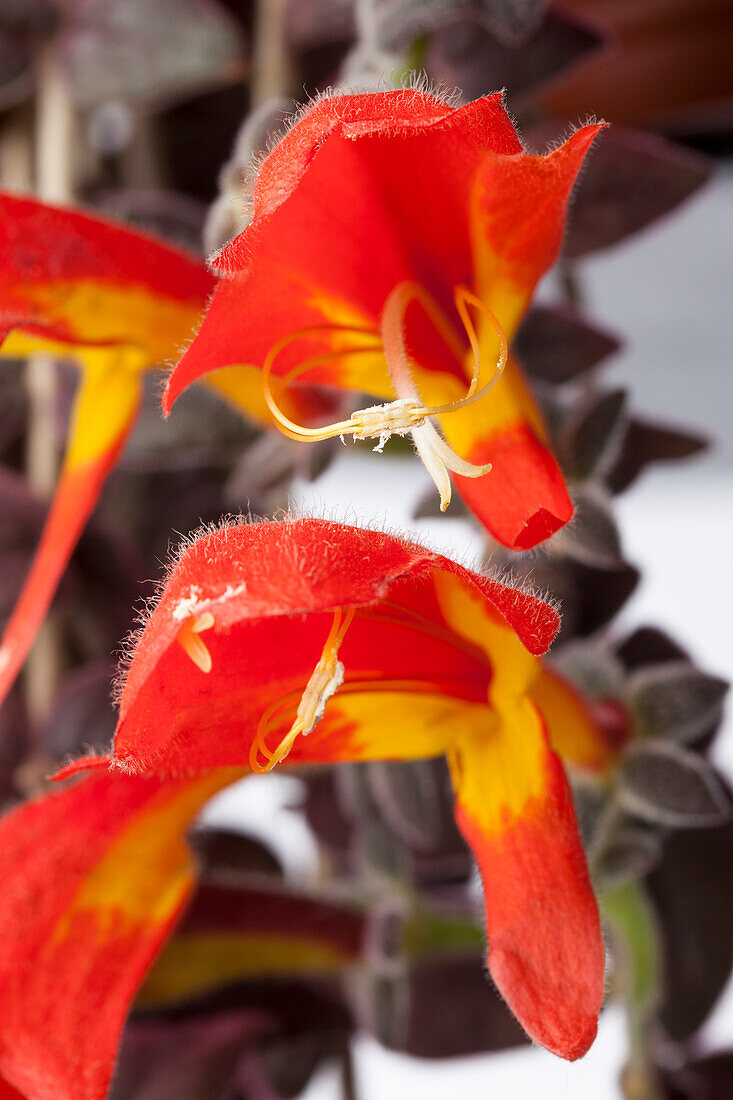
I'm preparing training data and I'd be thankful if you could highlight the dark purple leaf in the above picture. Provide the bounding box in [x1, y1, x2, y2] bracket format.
[606, 418, 707, 495]
[0, 685, 27, 801]
[0, 0, 57, 33]
[514, 303, 621, 384]
[366, 758, 457, 853]
[560, 127, 713, 260]
[619, 742, 731, 828]
[91, 189, 208, 256]
[300, 769, 355, 868]
[475, 0, 547, 45]
[510, 555, 639, 640]
[426, 7, 604, 104]
[259, 1032, 340, 1099]
[616, 627, 691, 671]
[648, 819, 733, 1042]
[594, 824, 662, 890]
[190, 827, 284, 880]
[368, 955, 528, 1058]
[41, 659, 116, 761]
[112, 1010, 272, 1100]
[552, 486, 622, 567]
[284, 0, 355, 51]
[626, 662, 728, 745]
[0, 29, 32, 110]
[558, 388, 628, 481]
[663, 1051, 733, 1099]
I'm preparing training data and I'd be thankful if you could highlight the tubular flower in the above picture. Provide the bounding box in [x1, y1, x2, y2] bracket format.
[165, 89, 605, 549]
[0, 193, 212, 709]
[0, 195, 329, 711]
[0, 520, 605, 1099]
[110, 518, 604, 1060]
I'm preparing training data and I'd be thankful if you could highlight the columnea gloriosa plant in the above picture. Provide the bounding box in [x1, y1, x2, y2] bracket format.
[0, 3, 730, 1099]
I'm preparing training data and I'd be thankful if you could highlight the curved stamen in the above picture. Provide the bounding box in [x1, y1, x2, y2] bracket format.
[262, 323, 380, 442]
[250, 607, 355, 774]
[259, 284, 508, 511]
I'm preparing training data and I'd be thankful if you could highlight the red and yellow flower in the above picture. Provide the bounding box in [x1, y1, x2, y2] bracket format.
[0, 518, 605, 1100]
[0, 194, 213, 708]
[0, 196, 331, 711]
[166, 89, 605, 550]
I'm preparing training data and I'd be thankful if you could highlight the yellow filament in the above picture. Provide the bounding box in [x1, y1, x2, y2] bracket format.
[176, 611, 216, 674]
[261, 324, 379, 442]
[379, 281, 508, 416]
[250, 607, 355, 774]
[260, 282, 507, 445]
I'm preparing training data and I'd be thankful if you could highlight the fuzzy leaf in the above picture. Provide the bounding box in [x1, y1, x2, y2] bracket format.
[649, 819, 733, 1042]
[475, 0, 547, 45]
[616, 627, 690, 671]
[559, 389, 628, 481]
[41, 660, 116, 761]
[62, 0, 245, 108]
[663, 1051, 733, 1099]
[367, 759, 455, 852]
[515, 303, 620, 384]
[366, 955, 528, 1058]
[510, 556, 639, 640]
[594, 824, 662, 891]
[627, 662, 728, 745]
[189, 828, 284, 880]
[606, 418, 707, 495]
[619, 743, 731, 828]
[552, 487, 622, 567]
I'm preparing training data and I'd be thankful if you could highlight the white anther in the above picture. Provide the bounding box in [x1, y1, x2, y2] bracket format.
[349, 398, 426, 443]
[296, 654, 345, 735]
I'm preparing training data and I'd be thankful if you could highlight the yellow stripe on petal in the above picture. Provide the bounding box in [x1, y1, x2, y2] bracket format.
[288, 687, 482, 766]
[53, 769, 240, 943]
[532, 665, 614, 774]
[433, 571, 540, 702]
[138, 930, 352, 1010]
[9, 280, 205, 364]
[65, 347, 144, 468]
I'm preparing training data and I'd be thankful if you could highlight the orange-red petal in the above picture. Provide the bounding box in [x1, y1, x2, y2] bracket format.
[0, 761, 239, 1100]
[451, 705, 605, 1060]
[0, 359, 141, 708]
[101, 518, 558, 776]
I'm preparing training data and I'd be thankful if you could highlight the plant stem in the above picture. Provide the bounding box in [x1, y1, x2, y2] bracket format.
[23, 34, 75, 728]
[250, 0, 291, 107]
[339, 1039, 358, 1100]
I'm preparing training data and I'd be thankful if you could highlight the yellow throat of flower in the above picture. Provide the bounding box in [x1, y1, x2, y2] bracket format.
[261, 281, 508, 511]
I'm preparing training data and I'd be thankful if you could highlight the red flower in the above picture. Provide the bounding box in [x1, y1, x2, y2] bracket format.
[0, 196, 327, 712]
[0, 194, 213, 710]
[0, 519, 604, 1099]
[166, 90, 604, 549]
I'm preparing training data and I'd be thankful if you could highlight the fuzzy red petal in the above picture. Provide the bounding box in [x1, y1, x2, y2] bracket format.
[104, 518, 558, 776]
[0, 763, 238, 1100]
[452, 707, 605, 1060]
[0, 192, 212, 355]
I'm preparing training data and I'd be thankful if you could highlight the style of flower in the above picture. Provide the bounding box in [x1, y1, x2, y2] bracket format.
[0, 518, 605, 1100]
[165, 89, 605, 550]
